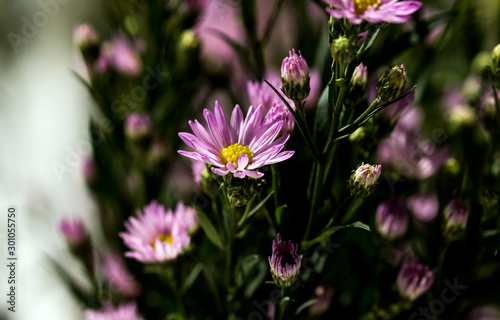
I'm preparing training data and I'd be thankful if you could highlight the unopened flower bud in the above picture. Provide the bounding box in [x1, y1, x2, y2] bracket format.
[376, 197, 409, 240]
[448, 104, 477, 132]
[281, 49, 310, 102]
[330, 35, 356, 65]
[347, 63, 368, 105]
[59, 217, 87, 247]
[397, 259, 435, 302]
[443, 158, 460, 176]
[478, 187, 499, 209]
[443, 198, 469, 242]
[268, 234, 301, 287]
[472, 51, 491, 76]
[227, 185, 253, 207]
[74, 24, 99, 50]
[349, 163, 381, 199]
[125, 113, 151, 140]
[377, 65, 407, 102]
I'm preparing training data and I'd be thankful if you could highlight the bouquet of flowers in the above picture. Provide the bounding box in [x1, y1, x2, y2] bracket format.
[57, 0, 500, 319]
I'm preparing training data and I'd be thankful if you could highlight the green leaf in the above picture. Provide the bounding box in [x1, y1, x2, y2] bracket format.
[294, 298, 318, 316]
[181, 263, 203, 294]
[347, 221, 371, 232]
[275, 204, 287, 226]
[244, 260, 268, 298]
[303, 221, 370, 248]
[195, 206, 224, 249]
[314, 86, 331, 148]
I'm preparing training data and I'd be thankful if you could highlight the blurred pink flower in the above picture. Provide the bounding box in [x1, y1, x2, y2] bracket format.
[309, 284, 334, 315]
[84, 302, 140, 320]
[59, 217, 87, 246]
[95, 35, 145, 76]
[120, 201, 191, 263]
[102, 252, 141, 297]
[407, 193, 439, 222]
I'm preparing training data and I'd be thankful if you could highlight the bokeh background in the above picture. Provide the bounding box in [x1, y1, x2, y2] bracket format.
[0, 0, 500, 319]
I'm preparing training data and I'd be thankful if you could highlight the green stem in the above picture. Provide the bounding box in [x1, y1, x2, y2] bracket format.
[294, 101, 323, 163]
[271, 166, 280, 208]
[278, 286, 287, 320]
[226, 206, 236, 318]
[303, 163, 325, 242]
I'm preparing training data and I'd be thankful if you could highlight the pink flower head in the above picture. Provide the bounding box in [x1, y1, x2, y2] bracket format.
[102, 252, 141, 297]
[59, 217, 87, 246]
[84, 302, 140, 320]
[281, 49, 309, 87]
[191, 160, 206, 185]
[376, 197, 409, 240]
[95, 35, 145, 76]
[326, 0, 422, 25]
[178, 101, 294, 179]
[268, 234, 301, 287]
[125, 113, 151, 140]
[74, 23, 99, 48]
[120, 201, 191, 263]
[407, 193, 439, 222]
[397, 259, 435, 301]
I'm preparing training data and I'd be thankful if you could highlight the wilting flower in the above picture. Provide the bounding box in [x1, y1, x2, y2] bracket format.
[84, 302, 141, 320]
[377, 64, 407, 102]
[309, 284, 334, 315]
[59, 217, 87, 246]
[281, 49, 310, 102]
[102, 252, 141, 297]
[397, 259, 435, 301]
[95, 35, 145, 76]
[125, 113, 151, 140]
[349, 163, 382, 198]
[407, 193, 439, 222]
[443, 198, 469, 241]
[325, 0, 422, 25]
[268, 234, 301, 287]
[178, 101, 294, 179]
[376, 197, 409, 240]
[120, 201, 191, 263]
[74, 23, 99, 49]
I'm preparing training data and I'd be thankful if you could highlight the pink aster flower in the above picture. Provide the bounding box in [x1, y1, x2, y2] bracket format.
[120, 201, 191, 263]
[268, 234, 301, 287]
[326, 0, 422, 25]
[178, 101, 294, 179]
[95, 35, 145, 76]
[84, 302, 140, 320]
[397, 259, 435, 301]
[174, 202, 198, 234]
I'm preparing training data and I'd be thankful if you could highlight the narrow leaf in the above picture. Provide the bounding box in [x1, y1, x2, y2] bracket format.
[195, 206, 224, 249]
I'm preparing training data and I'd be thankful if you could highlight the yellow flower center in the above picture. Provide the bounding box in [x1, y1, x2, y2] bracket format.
[220, 143, 253, 168]
[151, 233, 173, 248]
[353, 0, 380, 15]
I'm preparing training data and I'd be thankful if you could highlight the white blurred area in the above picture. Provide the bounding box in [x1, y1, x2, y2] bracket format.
[0, 0, 105, 319]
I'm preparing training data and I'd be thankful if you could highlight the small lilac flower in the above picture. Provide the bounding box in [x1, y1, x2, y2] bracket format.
[125, 113, 151, 140]
[397, 259, 435, 301]
[268, 234, 301, 287]
[178, 101, 294, 179]
[74, 23, 99, 49]
[407, 193, 439, 222]
[59, 217, 87, 246]
[349, 163, 382, 198]
[351, 63, 368, 88]
[84, 302, 141, 320]
[326, 0, 422, 25]
[120, 201, 191, 263]
[95, 35, 145, 76]
[376, 197, 409, 240]
[443, 198, 469, 241]
[309, 284, 334, 315]
[281, 49, 310, 102]
[469, 304, 500, 320]
[102, 252, 141, 297]
[263, 103, 295, 136]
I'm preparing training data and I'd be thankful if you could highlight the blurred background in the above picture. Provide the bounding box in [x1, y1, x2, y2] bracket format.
[0, 0, 500, 319]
